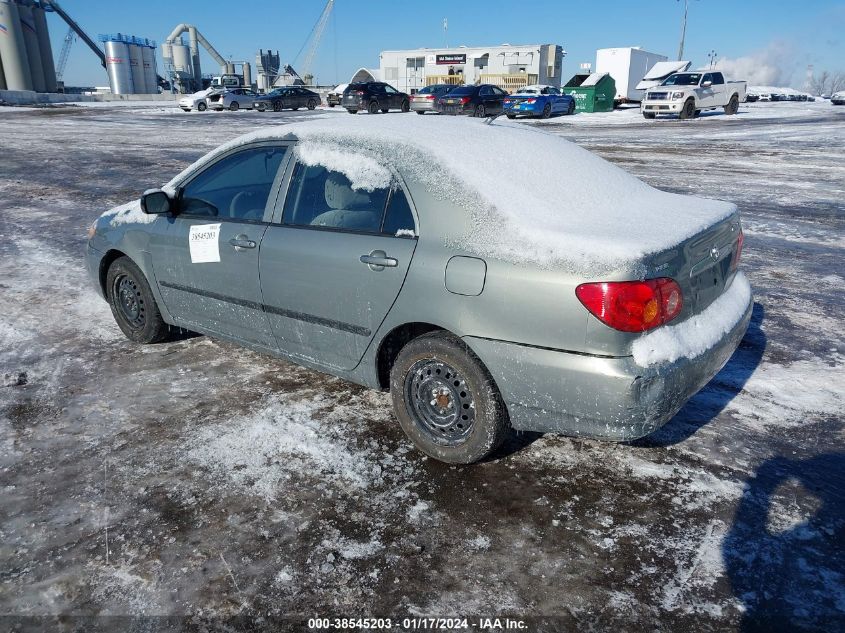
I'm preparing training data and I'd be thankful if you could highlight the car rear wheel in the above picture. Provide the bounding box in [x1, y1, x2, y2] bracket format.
[390, 332, 509, 464]
[541, 103, 552, 119]
[474, 104, 486, 118]
[229, 101, 239, 111]
[307, 99, 317, 110]
[106, 256, 171, 344]
[367, 101, 379, 114]
[197, 102, 207, 112]
[347, 109, 358, 114]
[679, 98, 695, 120]
[567, 101, 575, 115]
[401, 99, 410, 113]
[725, 94, 739, 115]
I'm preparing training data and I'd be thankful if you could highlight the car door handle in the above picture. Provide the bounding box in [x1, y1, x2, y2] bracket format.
[360, 250, 398, 270]
[229, 235, 256, 250]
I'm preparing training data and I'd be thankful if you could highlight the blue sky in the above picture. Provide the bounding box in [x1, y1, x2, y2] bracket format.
[51, 0, 844, 88]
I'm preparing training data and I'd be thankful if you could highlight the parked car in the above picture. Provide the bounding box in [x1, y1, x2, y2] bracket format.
[832, 92, 845, 105]
[758, 93, 771, 102]
[208, 88, 259, 111]
[503, 85, 575, 119]
[254, 87, 321, 112]
[435, 84, 509, 117]
[641, 71, 746, 119]
[410, 84, 457, 114]
[326, 83, 348, 107]
[87, 117, 751, 464]
[745, 93, 759, 102]
[342, 82, 410, 114]
[178, 88, 221, 112]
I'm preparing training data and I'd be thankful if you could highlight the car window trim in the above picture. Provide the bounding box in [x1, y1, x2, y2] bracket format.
[175, 141, 295, 224]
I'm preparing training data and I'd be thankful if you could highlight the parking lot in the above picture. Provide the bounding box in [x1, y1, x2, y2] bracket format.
[1, 101, 843, 631]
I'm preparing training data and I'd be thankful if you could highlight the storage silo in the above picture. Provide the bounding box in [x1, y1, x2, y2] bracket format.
[104, 38, 134, 94]
[31, 1, 56, 92]
[17, 1, 45, 92]
[128, 40, 145, 93]
[141, 43, 157, 94]
[0, 0, 33, 91]
[171, 43, 192, 75]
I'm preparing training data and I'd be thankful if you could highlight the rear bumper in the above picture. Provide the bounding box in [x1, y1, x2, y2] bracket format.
[465, 296, 753, 440]
[504, 103, 542, 116]
[410, 101, 436, 111]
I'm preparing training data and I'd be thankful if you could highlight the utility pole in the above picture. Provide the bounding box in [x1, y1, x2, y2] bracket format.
[707, 49, 718, 69]
[677, 0, 689, 60]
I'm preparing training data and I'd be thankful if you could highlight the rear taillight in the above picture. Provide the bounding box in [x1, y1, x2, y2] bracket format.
[355, 90, 365, 95]
[426, 95, 435, 100]
[575, 278, 683, 332]
[730, 229, 744, 272]
[459, 97, 470, 104]
[525, 98, 536, 104]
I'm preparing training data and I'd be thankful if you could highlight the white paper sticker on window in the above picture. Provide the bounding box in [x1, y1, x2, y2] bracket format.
[189, 223, 221, 263]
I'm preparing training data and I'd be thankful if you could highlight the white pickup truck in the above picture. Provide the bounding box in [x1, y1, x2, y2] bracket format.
[641, 71, 747, 119]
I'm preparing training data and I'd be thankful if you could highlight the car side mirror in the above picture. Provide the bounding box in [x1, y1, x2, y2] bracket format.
[702, 80, 713, 88]
[141, 189, 174, 215]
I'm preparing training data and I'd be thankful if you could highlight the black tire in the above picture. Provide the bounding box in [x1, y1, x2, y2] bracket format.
[416, 110, 425, 115]
[273, 101, 282, 112]
[390, 332, 509, 464]
[567, 100, 576, 115]
[347, 109, 358, 114]
[506, 114, 516, 119]
[474, 104, 486, 118]
[106, 256, 170, 344]
[229, 101, 239, 111]
[380, 108, 389, 113]
[679, 98, 695, 120]
[643, 112, 657, 119]
[197, 102, 207, 112]
[307, 99, 317, 110]
[540, 102, 552, 119]
[329, 103, 336, 107]
[400, 99, 410, 113]
[725, 94, 739, 115]
[368, 100, 379, 114]
[256, 105, 265, 112]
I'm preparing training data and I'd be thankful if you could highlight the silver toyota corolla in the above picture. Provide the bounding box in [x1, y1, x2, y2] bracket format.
[86, 117, 752, 464]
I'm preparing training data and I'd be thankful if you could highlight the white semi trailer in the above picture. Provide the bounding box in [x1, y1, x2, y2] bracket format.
[595, 47, 668, 103]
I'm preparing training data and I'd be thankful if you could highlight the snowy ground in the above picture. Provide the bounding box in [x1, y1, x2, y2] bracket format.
[0, 101, 843, 631]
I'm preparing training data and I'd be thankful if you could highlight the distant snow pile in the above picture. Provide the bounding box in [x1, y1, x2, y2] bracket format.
[632, 272, 752, 366]
[101, 199, 157, 227]
[170, 116, 737, 272]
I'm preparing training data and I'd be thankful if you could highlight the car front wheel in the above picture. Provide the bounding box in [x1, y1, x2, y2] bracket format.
[390, 332, 509, 464]
[106, 256, 171, 344]
[400, 99, 410, 113]
[307, 99, 317, 110]
[679, 98, 695, 120]
[567, 101, 575, 115]
[229, 101, 239, 111]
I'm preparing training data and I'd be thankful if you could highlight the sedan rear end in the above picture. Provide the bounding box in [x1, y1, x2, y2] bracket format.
[411, 84, 454, 114]
[435, 87, 476, 115]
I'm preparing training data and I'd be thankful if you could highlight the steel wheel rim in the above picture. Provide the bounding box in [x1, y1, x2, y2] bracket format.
[404, 359, 475, 446]
[113, 274, 145, 329]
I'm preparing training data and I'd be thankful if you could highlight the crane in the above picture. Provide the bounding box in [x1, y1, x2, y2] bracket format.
[295, 0, 334, 84]
[55, 26, 75, 82]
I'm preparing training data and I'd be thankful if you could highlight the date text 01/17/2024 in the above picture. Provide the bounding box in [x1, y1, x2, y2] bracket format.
[307, 617, 528, 630]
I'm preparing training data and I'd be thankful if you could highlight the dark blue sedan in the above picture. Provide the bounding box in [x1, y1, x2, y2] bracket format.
[504, 85, 576, 119]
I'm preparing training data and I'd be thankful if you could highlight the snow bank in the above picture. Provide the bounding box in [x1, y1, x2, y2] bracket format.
[632, 272, 752, 366]
[166, 116, 736, 272]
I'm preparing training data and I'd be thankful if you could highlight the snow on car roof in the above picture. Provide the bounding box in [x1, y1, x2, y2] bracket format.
[168, 116, 735, 272]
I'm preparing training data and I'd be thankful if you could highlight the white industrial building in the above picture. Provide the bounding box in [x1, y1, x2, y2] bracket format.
[378, 44, 566, 94]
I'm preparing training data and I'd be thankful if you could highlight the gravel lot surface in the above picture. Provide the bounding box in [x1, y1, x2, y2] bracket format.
[1, 100, 843, 631]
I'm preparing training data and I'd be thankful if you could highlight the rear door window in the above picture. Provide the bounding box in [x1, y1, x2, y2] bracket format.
[281, 163, 390, 233]
[382, 188, 416, 237]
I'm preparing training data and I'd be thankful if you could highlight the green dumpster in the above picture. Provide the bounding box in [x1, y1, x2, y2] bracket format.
[562, 72, 616, 113]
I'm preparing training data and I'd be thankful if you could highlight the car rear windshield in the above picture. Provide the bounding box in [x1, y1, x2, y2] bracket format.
[447, 87, 474, 96]
[661, 73, 702, 86]
[345, 83, 369, 92]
